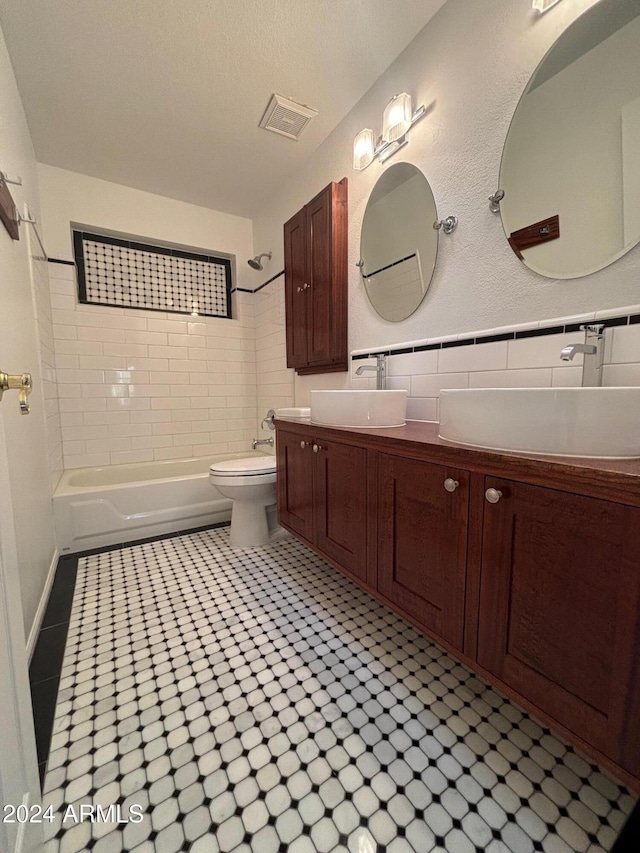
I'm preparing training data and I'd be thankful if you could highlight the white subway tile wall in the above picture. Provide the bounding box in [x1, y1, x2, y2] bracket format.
[29, 243, 63, 490]
[49, 263, 256, 469]
[349, 314, 640, 422]
[254, 278, 294, 446]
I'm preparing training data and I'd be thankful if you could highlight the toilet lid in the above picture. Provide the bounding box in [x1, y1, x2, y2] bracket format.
[209, 456, 276, 476]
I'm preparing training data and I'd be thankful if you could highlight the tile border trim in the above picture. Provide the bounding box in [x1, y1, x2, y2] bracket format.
[351, 310, 639, 361]
[233, 269, 284, 295]
[48, 257, 75, 266]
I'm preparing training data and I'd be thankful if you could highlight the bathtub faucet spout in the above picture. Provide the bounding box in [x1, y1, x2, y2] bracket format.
[252, 437, 274, 450]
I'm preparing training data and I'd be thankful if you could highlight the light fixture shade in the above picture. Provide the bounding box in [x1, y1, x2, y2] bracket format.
[532, 0, 562, 12]
[353, 128, 375, 171]
[382, 93, 412, 143]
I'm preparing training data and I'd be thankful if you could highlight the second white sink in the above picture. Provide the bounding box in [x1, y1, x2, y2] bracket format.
[310, 390, 407, 428]
[439, 387, 640, 458]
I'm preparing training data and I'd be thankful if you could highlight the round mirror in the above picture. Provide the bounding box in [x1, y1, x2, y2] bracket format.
[499, 0, 640, 279]
[359, 162, 438, 321]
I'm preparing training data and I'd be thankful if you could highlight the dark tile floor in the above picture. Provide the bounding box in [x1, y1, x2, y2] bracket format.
[29, 554, 78, 782]
[39, 527, 635, 852]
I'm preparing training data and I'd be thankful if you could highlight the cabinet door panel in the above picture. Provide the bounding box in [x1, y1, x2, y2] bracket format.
[478, 477, 640, 769]
[314, 439, 367, 582]
[306, 187, 333, 365]
[377, 454, 469, 648]
[276, 430, 314, 541]
[284, 208, 308, 369]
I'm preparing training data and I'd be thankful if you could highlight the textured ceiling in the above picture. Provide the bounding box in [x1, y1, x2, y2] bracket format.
[0, 0, 447, 218]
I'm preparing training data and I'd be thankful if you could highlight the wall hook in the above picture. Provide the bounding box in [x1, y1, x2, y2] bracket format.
[489, 189, 505, 213]
[433, 215, 458, 234]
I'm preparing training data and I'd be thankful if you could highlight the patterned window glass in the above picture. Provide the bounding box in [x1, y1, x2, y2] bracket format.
[73, 231, 232, 318]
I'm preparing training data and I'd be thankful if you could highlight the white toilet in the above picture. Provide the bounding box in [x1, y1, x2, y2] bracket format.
[209, 455, 278, 547]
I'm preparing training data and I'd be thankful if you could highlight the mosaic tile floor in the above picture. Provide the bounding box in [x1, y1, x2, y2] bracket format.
[41, 527, 635, 853]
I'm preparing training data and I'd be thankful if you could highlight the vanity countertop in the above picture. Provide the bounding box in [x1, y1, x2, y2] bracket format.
[275, 416, 640, 499]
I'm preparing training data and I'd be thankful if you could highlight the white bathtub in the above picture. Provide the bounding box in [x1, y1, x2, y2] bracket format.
[53, 452, 275, 554]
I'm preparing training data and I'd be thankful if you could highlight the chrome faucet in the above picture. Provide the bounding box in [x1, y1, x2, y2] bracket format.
[560, 324, 606, 386]
[252, 437, 274, 450]
[355, 354, 387, 390]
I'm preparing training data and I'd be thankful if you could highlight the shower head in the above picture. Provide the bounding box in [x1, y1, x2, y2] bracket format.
[248, 251, 272, 271]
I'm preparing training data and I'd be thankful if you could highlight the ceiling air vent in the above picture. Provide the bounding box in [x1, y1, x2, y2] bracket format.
[259, 94, 318, 141]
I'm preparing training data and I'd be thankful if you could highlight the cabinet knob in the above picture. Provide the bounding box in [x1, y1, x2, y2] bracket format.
[299, 440, 310, 449]
[312, 443, 324, 453]
[444, 478, 459, 493]
[297, 286, 302, 293]
[485, 487, 503, 504]
[303, 282, 310, 291]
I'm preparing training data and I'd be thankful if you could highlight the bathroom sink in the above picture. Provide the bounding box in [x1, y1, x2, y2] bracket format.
[310, 390, 407, 428]
[438, 388, 640, 459]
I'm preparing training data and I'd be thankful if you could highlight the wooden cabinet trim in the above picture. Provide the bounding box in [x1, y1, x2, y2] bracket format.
[276, 418, 640, 506]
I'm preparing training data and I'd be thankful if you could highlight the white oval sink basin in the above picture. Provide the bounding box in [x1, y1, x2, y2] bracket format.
[439, 388, 640, 458]
[310, 390, 407, 428]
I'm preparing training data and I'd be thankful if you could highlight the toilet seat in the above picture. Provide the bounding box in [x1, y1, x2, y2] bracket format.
[209, 456, 276, 477]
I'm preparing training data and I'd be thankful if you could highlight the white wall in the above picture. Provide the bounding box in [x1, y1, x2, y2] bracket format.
[252, 0, 640, 404]
[0, 26, 57, 640]
[38, 167, 258, 467]
[38, 164, 255, 282]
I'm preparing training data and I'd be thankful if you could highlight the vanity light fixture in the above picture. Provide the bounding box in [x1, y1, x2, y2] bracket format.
[382, 93, 413, 142]
[532, 0, 562, 12]
[353, 129, 375, 171]
[352, 92, 426, 171]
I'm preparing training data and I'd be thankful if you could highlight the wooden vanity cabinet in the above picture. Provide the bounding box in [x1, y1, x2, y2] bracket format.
[377, 453, 470, 651]
[276, 419, 640, 786]
[477, 476, 640, 775]
[277, 428, 314, 541]
[283, 179, 348, 375]
[276, 427, 368, 584]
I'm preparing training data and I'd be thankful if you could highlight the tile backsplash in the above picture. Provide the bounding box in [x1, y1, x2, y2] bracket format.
[351, 308, 640, 422]
[50, 261, 256, 469]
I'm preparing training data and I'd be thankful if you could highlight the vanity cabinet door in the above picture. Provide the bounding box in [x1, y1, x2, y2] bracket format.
[377, 453, 469, 650]
[283, 207, 308, 370]
[313, 438, 368, 583]
[276, 429, 314, 542]
[478, 477, 640, 773]
[304, 182, 347, 370]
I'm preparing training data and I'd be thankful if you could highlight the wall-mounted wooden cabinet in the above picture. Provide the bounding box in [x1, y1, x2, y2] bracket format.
[283, 179, 348, 375]
[276, 420, 640, 788]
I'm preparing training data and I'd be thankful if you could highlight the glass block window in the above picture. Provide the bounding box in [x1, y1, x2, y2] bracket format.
[73, 230, 232, 318]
